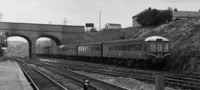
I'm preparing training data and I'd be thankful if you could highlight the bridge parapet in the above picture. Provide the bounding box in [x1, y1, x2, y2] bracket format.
[0, 22, 85, 33]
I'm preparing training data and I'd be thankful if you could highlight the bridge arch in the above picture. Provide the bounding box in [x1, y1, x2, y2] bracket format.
[6, 34, 33, 57]
[38, 35, 61, 45]
[0, 22, 85, 58]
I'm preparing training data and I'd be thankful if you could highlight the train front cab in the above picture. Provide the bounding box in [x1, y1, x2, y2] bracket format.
[145, 36, 171, 70]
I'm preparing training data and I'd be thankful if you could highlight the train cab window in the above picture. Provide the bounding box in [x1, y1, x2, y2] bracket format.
[164, 43, 169, 52]
[157, 43, 163, 52]
[150, 43, 156, 52]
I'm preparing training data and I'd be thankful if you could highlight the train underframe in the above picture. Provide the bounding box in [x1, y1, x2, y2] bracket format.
[37, 54, 169, 70]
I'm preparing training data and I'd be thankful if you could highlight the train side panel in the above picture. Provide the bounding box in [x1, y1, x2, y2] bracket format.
[61, 45, 77, 56]
[78, 43, 101, 57]
[49, 46, 59, 56]
[103, 40, 148, 60]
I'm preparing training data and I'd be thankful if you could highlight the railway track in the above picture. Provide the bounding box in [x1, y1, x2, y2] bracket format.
[38, 58, 200, 90]
[14, 59, 68, 90]
[14, 58, 128, 90]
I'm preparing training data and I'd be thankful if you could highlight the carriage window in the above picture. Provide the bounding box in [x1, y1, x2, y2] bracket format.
[130, 45, 134, 51]
[164, 43, 169, 52]
[89, 47, 91, 51]
[97, 47, 100, 51]
[138, 44, 142, 51]
[157, 43, 163, 52]
[150, 43, 156, 52]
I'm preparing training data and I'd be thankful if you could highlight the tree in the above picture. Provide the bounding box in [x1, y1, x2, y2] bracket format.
[148, 7, 151, 11]
[136, 8, 172, 26]
[167, 7, 173, 11]
[89, 27, 98, 32]
[174, 8, 178, 11]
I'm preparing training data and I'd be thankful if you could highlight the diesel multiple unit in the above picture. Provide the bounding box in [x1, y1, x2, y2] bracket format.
[38, 36, 171, 69]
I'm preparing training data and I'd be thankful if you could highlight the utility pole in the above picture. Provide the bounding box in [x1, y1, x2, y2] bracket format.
[99, 11, 102, 31]
[63, 18, 68, 25]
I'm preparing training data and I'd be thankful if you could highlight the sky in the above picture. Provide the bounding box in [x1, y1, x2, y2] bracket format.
[7, 37, 49, 42]
[0, 0, 200, 41]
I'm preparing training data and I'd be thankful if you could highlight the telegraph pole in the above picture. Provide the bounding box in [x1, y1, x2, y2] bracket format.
[63, 18, 68, 25]
[99, 11, 102, 31]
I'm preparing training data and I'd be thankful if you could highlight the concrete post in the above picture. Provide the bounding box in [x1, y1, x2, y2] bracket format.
[190, 56, 198, 71]
[155, 72, 164, 90]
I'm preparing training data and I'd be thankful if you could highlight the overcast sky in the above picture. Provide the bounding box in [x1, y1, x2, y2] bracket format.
[1, 0, 200, 42]
[0, 0, 200, 30]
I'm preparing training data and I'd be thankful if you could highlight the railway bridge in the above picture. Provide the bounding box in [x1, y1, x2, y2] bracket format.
[0, 22, 85, 58]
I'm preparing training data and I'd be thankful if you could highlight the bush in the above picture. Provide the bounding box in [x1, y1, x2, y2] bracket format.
[136, 8, 172, 26]
[89, 27, 98, 32]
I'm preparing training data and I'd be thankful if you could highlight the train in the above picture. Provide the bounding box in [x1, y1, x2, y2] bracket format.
[38, 36, 171, 70]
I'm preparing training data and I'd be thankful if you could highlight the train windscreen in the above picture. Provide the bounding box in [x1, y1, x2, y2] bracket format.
[157, 43, 163, 52]
[164, 43, 169, 52]
[150, 43, 156, 52]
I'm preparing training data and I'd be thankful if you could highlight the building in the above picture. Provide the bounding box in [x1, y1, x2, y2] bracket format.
[132, 9, 200, 27]
[105, 23, 121, 30]
[172, 11, 200, 20]
[132, 16, 141, 27]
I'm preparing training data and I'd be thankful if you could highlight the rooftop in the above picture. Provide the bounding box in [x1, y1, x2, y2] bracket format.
[172, 11, 200, 18]
[106, 23, 121, 26]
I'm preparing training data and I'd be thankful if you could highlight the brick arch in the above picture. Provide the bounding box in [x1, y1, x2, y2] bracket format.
[6, 34, 33, 57]
[38, 35, 61, 45]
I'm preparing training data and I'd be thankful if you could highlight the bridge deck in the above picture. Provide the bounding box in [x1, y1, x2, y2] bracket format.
[0, 59, 33, 90]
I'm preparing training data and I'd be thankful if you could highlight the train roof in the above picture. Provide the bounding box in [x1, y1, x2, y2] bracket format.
[59, 44, 77, 48]
[78, 42, 102, 46]
[104, 38, 146, 44]
[44, 46, 60, 48]
[145, 36, 169, 41]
